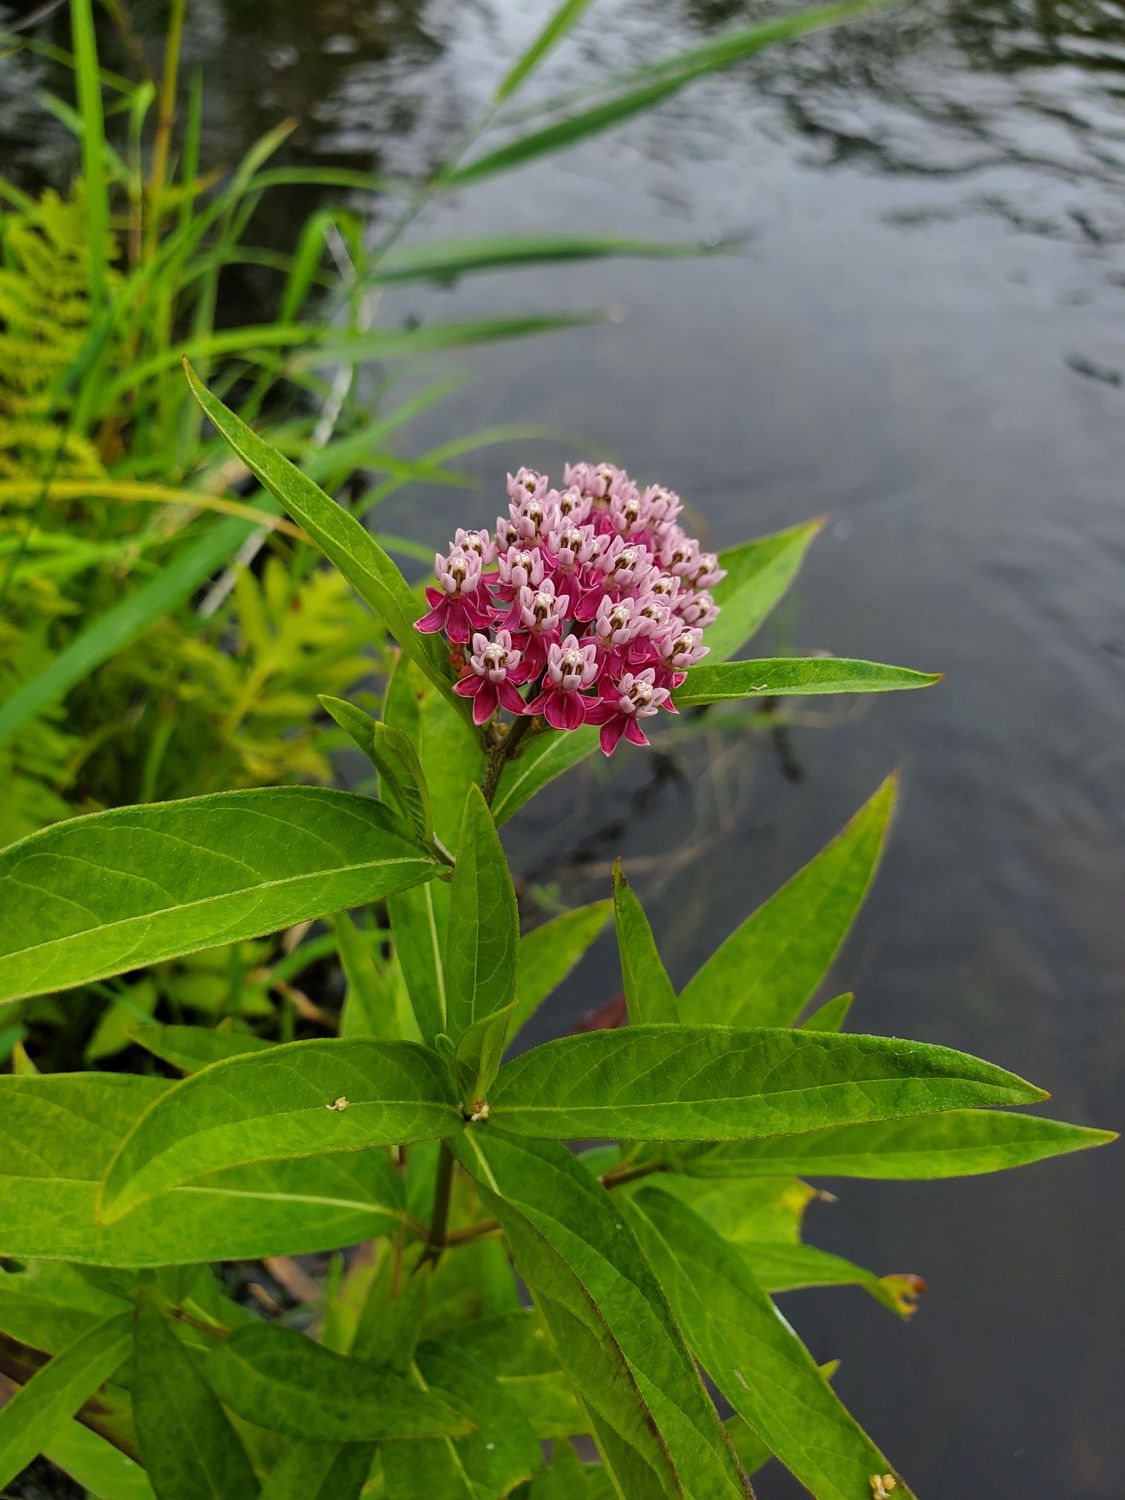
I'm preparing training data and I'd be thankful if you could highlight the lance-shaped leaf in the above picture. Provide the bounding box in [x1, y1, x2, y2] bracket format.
[454, 1129, 745, 1497]
[42, 1419, 156, 1500]
[0, 787, 444, 1005]
[445, 787, 519, 1082]
[674, 656, 941, 706]
[646, 1174, 920, 1320]
[333, 912, 391, 1040]
[133, 1302, 258, 1500]
[512, 900, 612, 1036]
[384, 655, 484, 848]
[130, 1023, 272, 1073]
[1, 1073, 409, 1265]
[0, 1260, 127, 1355]
[320, 695, 434, 844]
[96, 1039, 461, 1224]
[202, 1323, 472, 1440]
[487, 1025, 1044, 1141]
[679, 776, 896, 1028]
[389, 883, 451, 1044]
[706, 517, 824, 663]
[623, 1187, 913, 1500]
[183, 360, 461, 711]
[801, 993, 854, 1032]
[260, 1440, 373, 1500]
[436, 1311, 586, 1439]
[491, 725, 600, 826]
[0, 1311, 133, 1492]
[613, 861, 678, 1024]
[670, 1110, 1117, 1179]
[380, 1342, 540, 1497]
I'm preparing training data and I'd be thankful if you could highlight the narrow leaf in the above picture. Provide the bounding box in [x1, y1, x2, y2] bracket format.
[512, 900, 612, 1036]
[0, 1312, 133, 1492]
[202, 1323, 472, 1440]
[679, 776, 896, 1027]
[673, 1110, 1117, 1179]
[96, 1039, 461, 1223]
[706, 518, 824, 662]
[445, 786, 519, 1063]
[494, 0, 596, 101]
[320, 695, 433, 844]
[132, 1302, 257, 1500]
[491, 725, 599, 826]
[42, 1419, 155, 1500]
[130, 1023, 272, 1073]
[624, 1187, 912, 1500]
[389, 882, 451, 1045]
[373, 232, 705, 280]
[613, 861, 678, 1024]
[454, 1130, 744, 1496]
[488, 1025, 1045, 1140]
[0, 787, 442, 1005]
[260, 1440, 373, 1500]
[675, 656, 942, 706]
[335, 912, 400, 1041]
[1, 1073, 408, 1265]
[182, 360, 461, 710]
[800, 993, 855, 1032]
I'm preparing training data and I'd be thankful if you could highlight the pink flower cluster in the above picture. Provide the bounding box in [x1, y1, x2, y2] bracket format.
[415, 464, 723, 755]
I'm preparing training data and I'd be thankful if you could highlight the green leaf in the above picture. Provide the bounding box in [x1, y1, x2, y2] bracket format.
[800, 993, 854, 1032]
[445, 787, 519, 1076]
[0, 1312, 133, 1493]
[260, 1440, 373, 1500]
[679, 776, 896, 1027]
[491, 725, 599, 827]
[455, 1130, 744, 1497]
[706, 518, 824, 662]
[450, 1, 885, 184]
[130, 1023, 273, 1073]
[0, 1260, 127, 1355]
[436, 1312, 585, 1439]
[183, 360, 461, 711]
[493, 0, 597, 100]
[675, 656, 942, 706]
[335, 912, 401, 1041]
[487, 1025, 1045, 1139]
[0, 517, 254, 750]
[0, 1073, 408, 1265]
[672, 1110, 1117, 1180]
[644, 1174, 918, 1319]
[0, 787, 443, 1005]
[624, 1187, 912, 1500]
[380, 1342, 540, 1496]
[320, 695, 433, 845]
[384, 653, 484, 848]
[455, 999, 520, 1107]
[612, 861, 678, 1024]
[42, 1419, 156, 1500]
[372, 233, 706, 280]
[96, 1038, 461, 1224]
[132, 1302, 258, 1500]
[202, 1323, 472, 1440]
[389, 882, 451, 1045]
[511, 900, 612, 1037]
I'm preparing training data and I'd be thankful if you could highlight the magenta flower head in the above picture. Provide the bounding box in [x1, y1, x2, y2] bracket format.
[413, 462, 723, 754]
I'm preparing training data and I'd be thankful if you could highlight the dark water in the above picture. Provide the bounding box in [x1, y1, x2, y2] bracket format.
[3, 1, 1124, 1493]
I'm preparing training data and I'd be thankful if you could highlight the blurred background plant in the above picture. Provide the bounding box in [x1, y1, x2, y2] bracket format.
[0, 0, 874, 1071]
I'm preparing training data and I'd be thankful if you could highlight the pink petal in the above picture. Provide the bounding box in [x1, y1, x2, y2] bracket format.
[623, 718, 650, 747]
[599, 718, 626, 756]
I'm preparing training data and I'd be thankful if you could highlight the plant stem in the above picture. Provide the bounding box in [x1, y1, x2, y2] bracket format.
[447, 1218, 501, 1247]
[420, 1138, 456, 1268]
[480, 713, 534, 807]
[600, 1160, 665, 1191]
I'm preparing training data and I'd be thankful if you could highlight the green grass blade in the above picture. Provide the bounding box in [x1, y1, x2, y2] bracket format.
[495, 0, 597, 102]
[67, 0, 108, 305]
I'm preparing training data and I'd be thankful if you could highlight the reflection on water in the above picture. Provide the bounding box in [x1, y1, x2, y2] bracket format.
[1, 1, 1123, 1494]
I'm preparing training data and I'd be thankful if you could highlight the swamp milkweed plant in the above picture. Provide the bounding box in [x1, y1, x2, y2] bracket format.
[0, 366, 1113, 1499]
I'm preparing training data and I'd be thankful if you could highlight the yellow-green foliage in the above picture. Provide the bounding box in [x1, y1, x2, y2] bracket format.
[0, 186, 108, 480]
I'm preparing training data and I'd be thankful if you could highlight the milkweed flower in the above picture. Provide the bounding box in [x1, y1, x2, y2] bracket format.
[414, 463, 723, 754]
